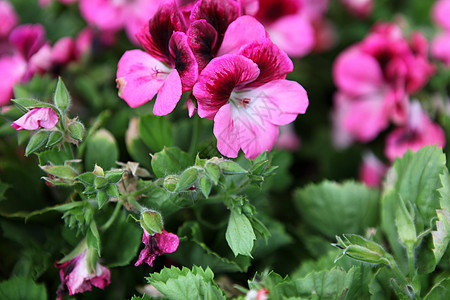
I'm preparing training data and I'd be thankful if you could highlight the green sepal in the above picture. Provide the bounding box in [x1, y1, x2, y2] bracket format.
[94, 176, 109, 190]
[140, 210, 163, 234]
[45, 130, 63, 148]
[25, 130, 49, 156]
[40, 165, 77, 180]
[175, 167, 199, 191]
[105, 170, 123, 183]
[12, 98, 55, 113]
[205, 162, 220, 185]
[163, 175, 179, 192]
[76, 172, 96, 186]
[219, 160, 247, 174]
[68, 121, 85, 141]
[199, 176, 212, 198]
[96, 190, 108, 208]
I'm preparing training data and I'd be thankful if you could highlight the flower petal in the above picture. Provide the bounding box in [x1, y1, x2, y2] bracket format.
[213, 104, 241, 157]
[333, 46, 384, 96]
[193, 54, 260, 119]
[216, 15, 267, 56]
[116, 49, 171, 108]
[238, 38, 293, 87]
[136, 0, 186, 65]
[187, 20, 218, 71]
[155, 229, 180, 254]
[12, 107, 58, 131]
[190, 0, 240, 52]
[169, 31, 198, 92]
[79, 0, 125, 32]
[153, 68, 182, 116]
[9, 24, 47, 60]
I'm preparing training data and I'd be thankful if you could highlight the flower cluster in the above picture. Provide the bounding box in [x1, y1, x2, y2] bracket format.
[116, 0, 309, 159]
[332, 22, 445, 185]
[0, 1, 92, 106]
[431, 0, 450, 66]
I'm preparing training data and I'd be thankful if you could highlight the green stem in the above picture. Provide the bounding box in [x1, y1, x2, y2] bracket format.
[189, 115, 201, 156]
[407, 244, 415, 279]
[127, 196, 146, 213]
[100, 200, 123, 231]
[129, 179, 162, 197]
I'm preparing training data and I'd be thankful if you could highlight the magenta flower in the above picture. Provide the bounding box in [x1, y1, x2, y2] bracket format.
[135, 229, 180, 267]
[432, 0, 450, 31]
[116, 1, 198, 114]
[55, 249, 110, 299]
[431, 32, 450, 66]
[340, 0, 373, 18]
[384, 101, 446, 162]
[274, 124, 301, 151]
[11, 107, 59, 131]
[193, 39, 308, 159]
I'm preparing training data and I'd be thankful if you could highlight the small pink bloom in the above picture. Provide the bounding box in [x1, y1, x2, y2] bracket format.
[431, 32, 450, 67]
[0, 53, 27, 106]
[432, 0, 450, 31]
[274, 124, 301, 151]
[340, 0, 373, 18]
[11, 107, 59, 130]
[194, 39, 308, 159]
[359, 152, 387, 187]
[257, 288, 269, 300]
[385, 101, 446, 162]
[55, 249, 110, 299]
[135, 229, 180, 267]
[0, 0, 18, 38]
[51, 37, 77, 65]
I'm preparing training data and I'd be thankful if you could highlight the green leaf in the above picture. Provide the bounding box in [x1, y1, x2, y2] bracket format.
[396, 194, 417, 247]
[0, 276, 47, 300]
[126, 117, 152, 166]
[431, 209, 450, 265]
[25, 131, 49, 156]
[0, 182, 7, 202]
[85, 129, 119, 170]
[226, 209, 256, 257]
[53, 77, 70, 112]
[295, 180, 379, 238]
[175, 167, 199, 191]
[151, 147, 192, 178]
[37, 147, 73, 165]
[381, 146, 447, 272]
[147, 266, 226, 300]
[199, 176, 212, 198]
[424, 277, 450, 299]
[139, 114, 173, 152]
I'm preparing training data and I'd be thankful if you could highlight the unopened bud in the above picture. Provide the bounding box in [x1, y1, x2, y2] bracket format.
[140, 210, 163, 235]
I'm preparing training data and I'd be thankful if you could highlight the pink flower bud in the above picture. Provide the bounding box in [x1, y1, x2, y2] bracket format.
[11, 107, 58, 130]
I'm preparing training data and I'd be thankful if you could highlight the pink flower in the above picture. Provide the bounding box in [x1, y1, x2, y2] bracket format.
[0, 53, 26, 105]
[432, 0, 450, 31]
[0, 0, 18, 39]
[193, 39, 308, 159]
[274, 124, 301, 151]
[55, 249, 110, 299]
[384, 101, 446, 162]
[340, 0, 373, 18]
[79, 0, 159, 44]
[332, 23, 435, 146]
[431, 32, 450, 66]
[359, 152, 387, 187]
[135, 229, 180, 267]
[11, 107, 59, 130]
[116, 1, 198, 114]
[253, 0, 315, 57]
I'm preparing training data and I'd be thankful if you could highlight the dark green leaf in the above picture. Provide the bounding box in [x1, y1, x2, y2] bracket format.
[151, 147, 192, 178]
[139, 115, 173, 152]
[0, 276, 47, 300]
[85, 129, 119, 170]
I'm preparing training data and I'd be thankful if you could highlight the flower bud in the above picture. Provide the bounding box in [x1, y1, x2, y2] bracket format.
[163, 175, 179, 192]
[140, 210, 163, 235]
[333, 234, 392, 265]
[68, 121, 85, 141]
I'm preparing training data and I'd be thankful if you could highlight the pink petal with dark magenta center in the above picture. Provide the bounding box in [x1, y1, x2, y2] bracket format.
[216, 16, 267, 56]
[116, 49, 171, 108]
[169, 32, 198, 92]
[136, 0, 186, 65]
[187, 20, 218, 71]
[190, 0, 240, 52]
[153, 68, 182, 116]
[194, 54, 260, 120]
[238, 38, 293, 87]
